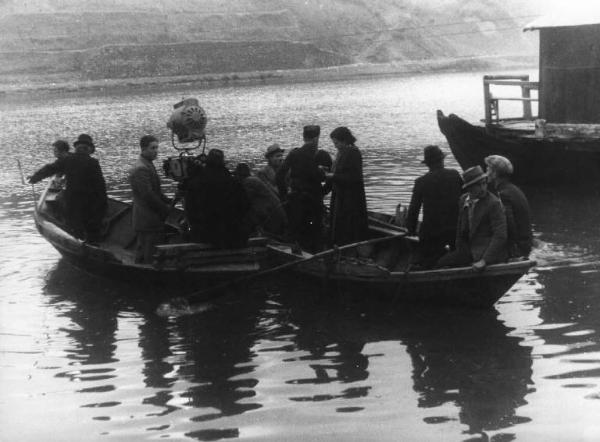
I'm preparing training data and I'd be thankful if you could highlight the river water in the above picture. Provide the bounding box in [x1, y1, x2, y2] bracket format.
[2, 71, 600, 441]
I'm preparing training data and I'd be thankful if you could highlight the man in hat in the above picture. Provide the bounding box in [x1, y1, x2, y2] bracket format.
[276, 125, 326, 252]
[435, 165, 507, 270]
[29, 133, 107, 243]
[129, 135, 172, 263]
[485, 155, 533, 258]
[406, 145, 463, 268]
[257, 143, 285, 196]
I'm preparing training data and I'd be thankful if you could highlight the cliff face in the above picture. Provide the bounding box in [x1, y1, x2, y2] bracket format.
[0, 0, 538, 82]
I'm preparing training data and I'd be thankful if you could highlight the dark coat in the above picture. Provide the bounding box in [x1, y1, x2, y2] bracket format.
[256, 164, 279, 196]
[128, 157, 171, 232]
[185, 165, 250, 248]
[275, 143, 324, 200]
[241, 176, 286, 235]
[494, 181, 533, 257]
[455, 191, 508, 264]
[406, 167, 463, 241]
[329, 145, 368, 245]
[29, 152, 107, 240]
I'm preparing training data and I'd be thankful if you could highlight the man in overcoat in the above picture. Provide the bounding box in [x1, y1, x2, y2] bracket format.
[129, 135, 171, 263]
[276, 125, 326, 252]
[406, 145, 463, 268]
[485, 155, 533, 258]
[29, 134, 107, 243]
[435, 165, 507, 270]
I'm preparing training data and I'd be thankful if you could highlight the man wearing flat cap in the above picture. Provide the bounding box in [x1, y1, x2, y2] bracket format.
[276, 125, 327, 252]
[435, 165, 507, 270]
[257, 143, 285, 196]
[29, 133, 107, 243]
[485, 155, 533, 258]
[406, 145, 463, 268]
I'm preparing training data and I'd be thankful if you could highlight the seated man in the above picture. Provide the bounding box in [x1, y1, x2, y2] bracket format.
[29, 134, 107, 243]
[435, 165, 507, 271]
[234, 163, 287, 236]
[485, 155, 533, 258]
[405, 145, 463, 268]
[184, 149, 250, 248]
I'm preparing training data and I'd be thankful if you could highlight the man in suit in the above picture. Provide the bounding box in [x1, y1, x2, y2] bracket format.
[485, 155, 533, 258]
[435, 165, 507, 270]
[29, 134, 107, 243]
[129, 135, 171, 263]
[406, 145, 463, 268]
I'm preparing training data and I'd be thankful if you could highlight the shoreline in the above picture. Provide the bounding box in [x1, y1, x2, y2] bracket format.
[0, 54, 537, 102]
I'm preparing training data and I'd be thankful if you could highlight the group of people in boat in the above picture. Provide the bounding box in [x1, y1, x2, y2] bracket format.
[405, 144, 532, 271]
[29, 125, 370, 263]
[29, 125, 532, 269]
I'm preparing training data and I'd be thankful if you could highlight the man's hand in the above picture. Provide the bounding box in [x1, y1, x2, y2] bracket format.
[472, 259, 487, 271]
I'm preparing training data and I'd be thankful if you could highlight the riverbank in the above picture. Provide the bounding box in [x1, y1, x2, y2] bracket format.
[0, 54, 537, 103]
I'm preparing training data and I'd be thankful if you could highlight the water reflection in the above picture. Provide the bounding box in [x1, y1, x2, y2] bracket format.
[277, 287, 533, 437]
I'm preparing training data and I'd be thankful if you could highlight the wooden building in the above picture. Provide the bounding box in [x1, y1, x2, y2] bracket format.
[525, 14, 600, 123]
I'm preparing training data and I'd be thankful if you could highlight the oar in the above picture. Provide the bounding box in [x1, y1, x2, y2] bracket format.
[155, 230, 407, 317]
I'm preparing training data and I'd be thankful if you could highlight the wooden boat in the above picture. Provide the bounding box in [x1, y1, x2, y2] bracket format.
[35, 181, 535, 307]
[437, 16, 600, 187]
[33, 182, 272, 285]
[269, 214, 536, 308]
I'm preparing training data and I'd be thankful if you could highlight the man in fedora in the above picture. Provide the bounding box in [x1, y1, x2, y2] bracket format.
[435, 165, 507, 270]
[257, 143, 285, 196]
[29, 133, 107, 243]
[406, 145, 463, 268]
[276, 125, 327, 252]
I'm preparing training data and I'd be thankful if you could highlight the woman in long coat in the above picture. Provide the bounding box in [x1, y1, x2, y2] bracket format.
[326, 126, 368, 246]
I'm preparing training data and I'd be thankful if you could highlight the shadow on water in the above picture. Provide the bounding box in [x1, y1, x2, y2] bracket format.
[271, 282, 534, 439]
[42, 259, 268, 440]
[41, 260, 534, 440]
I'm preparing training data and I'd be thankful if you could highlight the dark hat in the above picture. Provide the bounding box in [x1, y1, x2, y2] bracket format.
[73, 133, 95, 152]
[421, 145, 445, 164]
[265, 143, 284, 158]
[461, 165, 487, 189]
[303, 125, 321, 139]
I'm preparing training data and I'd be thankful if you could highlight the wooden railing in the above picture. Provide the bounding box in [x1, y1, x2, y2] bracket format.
[483, 75, 539, 124]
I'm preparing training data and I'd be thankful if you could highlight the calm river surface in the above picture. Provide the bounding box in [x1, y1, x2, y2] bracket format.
[3, 71, 600, 441]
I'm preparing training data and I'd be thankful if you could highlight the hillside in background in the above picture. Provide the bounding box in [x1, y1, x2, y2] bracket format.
[0, 0, 541, 89]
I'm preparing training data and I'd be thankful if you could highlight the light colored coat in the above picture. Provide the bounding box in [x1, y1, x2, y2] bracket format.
[456, 191, 508, 264]
[128, 157, 170, 232]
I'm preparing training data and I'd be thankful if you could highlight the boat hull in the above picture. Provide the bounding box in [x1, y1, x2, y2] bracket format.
[33, 185, 271, 288]
[269, 240, 535, 309]
[437, 110, 600, 187]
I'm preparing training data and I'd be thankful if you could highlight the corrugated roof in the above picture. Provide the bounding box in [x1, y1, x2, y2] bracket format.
[524, 7, 600, 30]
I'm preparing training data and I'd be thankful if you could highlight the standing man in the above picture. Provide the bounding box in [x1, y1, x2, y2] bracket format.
[129, 135, 171, 263]
[406, 145, 463, 268]
[257, 143, 285, 196]
[485, 155, 533, 258]
[435, 166, 507, 270]
[29, 134, 107, 243]
[276, 125, 326, 252]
